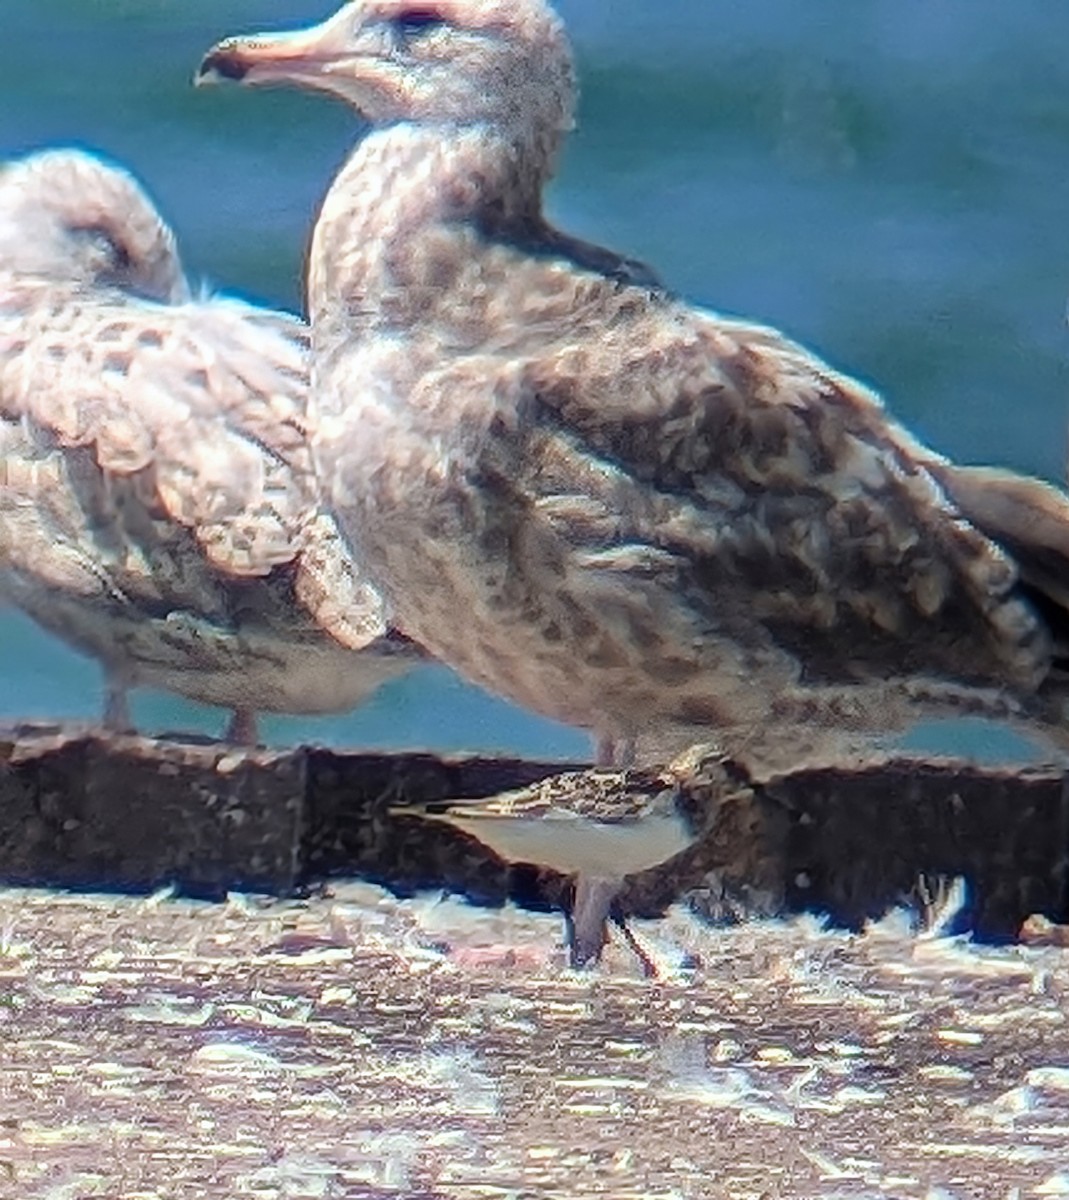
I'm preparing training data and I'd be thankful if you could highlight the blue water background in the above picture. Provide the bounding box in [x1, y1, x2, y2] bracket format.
[3, 1, 1069, 761]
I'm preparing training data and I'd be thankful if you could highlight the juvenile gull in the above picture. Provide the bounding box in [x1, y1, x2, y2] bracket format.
[0, 148, 419, 741]
[200, 1, 1069, 761]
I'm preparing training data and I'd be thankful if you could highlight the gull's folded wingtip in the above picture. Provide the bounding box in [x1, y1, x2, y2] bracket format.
[194, 44, 249, 87]
[386, 801, 454, 821]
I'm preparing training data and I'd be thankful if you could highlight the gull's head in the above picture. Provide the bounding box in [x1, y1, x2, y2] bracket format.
[0, 149, 188, 303]
[197, 0, 576, 156]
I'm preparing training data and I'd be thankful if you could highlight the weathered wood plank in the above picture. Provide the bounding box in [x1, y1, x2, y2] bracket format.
[0, 725, 1067, 1194]
[1, 725, 1067, 942]
[0, 884, 1065, 1197]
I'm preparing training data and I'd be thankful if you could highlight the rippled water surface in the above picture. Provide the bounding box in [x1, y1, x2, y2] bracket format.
[3, 1, 1069, 758]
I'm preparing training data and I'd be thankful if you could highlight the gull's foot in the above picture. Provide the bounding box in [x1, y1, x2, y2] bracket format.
[225, 708, 259, 745]
[101, 679, 134, 734]
[567, 875, 621, 968]
[593, 734, 636, 769]
[568, 877, 666, 977]
[610, 911, 659, 979]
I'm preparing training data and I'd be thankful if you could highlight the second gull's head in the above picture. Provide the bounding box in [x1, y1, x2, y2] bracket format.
[198, 0, 575, 160]
[0, 149, 188, 303]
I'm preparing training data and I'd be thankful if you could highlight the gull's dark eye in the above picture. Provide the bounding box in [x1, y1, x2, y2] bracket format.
[72, 223, 132, 274]
[392, 9, 448, 40]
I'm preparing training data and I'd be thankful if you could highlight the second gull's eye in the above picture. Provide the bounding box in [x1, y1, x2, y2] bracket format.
[392, 9, 448, 40]
[72, 223, 132, 274]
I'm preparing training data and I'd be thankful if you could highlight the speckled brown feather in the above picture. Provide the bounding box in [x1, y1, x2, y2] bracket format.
[936, 464, 1069, 656]
[0, 283, 394, 651]
[308, 126, 1054, 746]
[0, 149, 418, 730]
[203, 0, 1069, 749]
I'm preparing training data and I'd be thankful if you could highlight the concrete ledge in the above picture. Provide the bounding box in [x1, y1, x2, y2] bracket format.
[1, 724, 1065, 938]
[1, 725, 1068, 1194]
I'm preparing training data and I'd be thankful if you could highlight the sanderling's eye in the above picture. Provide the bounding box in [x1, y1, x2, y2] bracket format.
[392, 9, 448, 40]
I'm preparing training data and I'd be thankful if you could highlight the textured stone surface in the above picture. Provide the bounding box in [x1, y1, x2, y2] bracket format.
[0, 724, 1066, 942]
[766, 756, 1069, 939]
[0, 884, 1066, 1197]
[0, 726, 1066, 1193]
[302, 747, 580, 903]
[0, 725, 306, 897]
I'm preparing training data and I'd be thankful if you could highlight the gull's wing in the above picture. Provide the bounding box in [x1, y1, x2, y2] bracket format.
[0, 276, 386, 649]
[441, 234, 1051, 700]
[935, 464, 1069, 652]
[0, 415, 121, 604]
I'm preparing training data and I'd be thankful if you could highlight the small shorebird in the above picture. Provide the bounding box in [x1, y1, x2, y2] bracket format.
[0, 148, 420, 742]
[390, 747, 749, 970]
[198, 0, 1069, 762]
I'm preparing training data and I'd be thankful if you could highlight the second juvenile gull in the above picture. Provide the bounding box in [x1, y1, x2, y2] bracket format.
[199, 0, 1069, 763]
[0, 148, 420, 741]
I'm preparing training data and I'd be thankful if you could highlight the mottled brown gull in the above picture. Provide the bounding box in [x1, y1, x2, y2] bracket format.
[0, 148, 420, 741]
[200, 0, 1069, 762]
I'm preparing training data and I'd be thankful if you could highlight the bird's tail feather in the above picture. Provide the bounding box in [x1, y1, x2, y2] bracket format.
[937, 464, 1069, 661]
